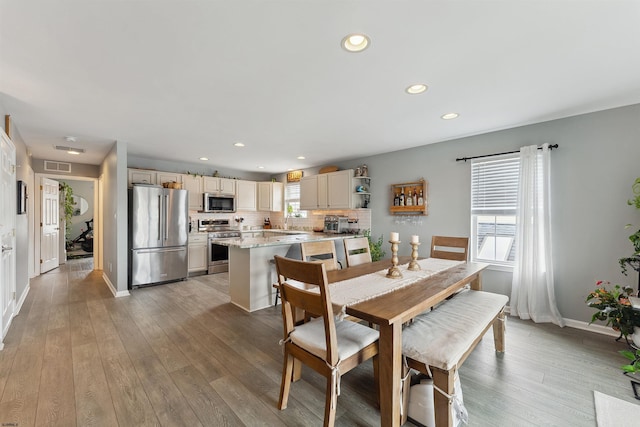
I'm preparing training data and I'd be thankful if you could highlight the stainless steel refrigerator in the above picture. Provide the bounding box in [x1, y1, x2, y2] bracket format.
[128, 185, 189, 288]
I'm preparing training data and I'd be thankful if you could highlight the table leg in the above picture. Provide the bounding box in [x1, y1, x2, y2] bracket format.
[470, 272, 482, 291]
[378, 321, 402, 427]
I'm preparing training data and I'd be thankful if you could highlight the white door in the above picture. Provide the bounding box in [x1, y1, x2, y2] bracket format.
[1, 130, 16, 340]
[40, 177, 60, 273]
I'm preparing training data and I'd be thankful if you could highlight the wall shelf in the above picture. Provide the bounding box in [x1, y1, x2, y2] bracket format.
[390, 179, 428, 215]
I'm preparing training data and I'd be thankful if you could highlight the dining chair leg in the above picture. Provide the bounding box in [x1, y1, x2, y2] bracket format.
[324, 375, 338, 427]
[373, 354, 380, 408]
[278, 352, 294, 410]
[274, 288, 280, 307]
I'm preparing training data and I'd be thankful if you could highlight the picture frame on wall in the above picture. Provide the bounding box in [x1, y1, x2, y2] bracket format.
[17, 180, 27, 214]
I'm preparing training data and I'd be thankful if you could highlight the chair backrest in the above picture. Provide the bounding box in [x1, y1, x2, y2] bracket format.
[300, 240, 339, 271]
[430, 236, 469, 261]
[343, 237, 372, 267]
[274, 255, 339, 365]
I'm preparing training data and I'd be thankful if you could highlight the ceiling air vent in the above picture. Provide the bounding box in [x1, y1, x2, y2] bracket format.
[44, 160, 72, 173]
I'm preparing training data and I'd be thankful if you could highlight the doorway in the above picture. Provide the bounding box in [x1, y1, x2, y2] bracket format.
[34, 174, 100, 276]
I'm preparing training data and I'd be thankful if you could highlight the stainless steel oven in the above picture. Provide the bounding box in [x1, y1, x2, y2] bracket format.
[198, 219, 241, 274]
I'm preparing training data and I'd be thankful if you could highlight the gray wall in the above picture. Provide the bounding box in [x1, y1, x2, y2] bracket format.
[31, 158, 100, 178]
[332, 103, 640, 323]
[100, 141, 129, 293]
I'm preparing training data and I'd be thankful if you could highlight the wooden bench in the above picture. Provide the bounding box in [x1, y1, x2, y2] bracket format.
[401, 289, 508, 427]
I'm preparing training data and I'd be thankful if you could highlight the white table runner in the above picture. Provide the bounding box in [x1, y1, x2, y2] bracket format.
[329, 258, 464, 314]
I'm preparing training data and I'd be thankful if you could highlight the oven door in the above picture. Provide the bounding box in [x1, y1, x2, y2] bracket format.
[208, 240, 229, 274]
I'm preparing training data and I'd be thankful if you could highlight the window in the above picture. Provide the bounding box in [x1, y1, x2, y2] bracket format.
[470, 155, 519, 267]
[285, 182, 306, 218]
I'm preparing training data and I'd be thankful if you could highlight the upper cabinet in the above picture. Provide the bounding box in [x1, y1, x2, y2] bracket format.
[236, 180, 257, 211]
[128, 168, 156, 186]
[300, 169, 356, 210]
[156, 172, 183, 187]
[203, 176, 236, 195]
[182, 174, 204, 211]
[258, 182, 284, 212]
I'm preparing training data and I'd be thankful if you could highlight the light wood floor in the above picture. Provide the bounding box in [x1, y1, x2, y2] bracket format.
[0, 258, 637, 426]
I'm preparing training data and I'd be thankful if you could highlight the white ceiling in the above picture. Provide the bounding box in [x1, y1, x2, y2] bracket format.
[1, 1, 640, 173]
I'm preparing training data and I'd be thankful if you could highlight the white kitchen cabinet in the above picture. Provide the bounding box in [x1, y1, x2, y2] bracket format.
[300, 174, 327, 209]
[182, 174, 204, 211]
[236, 180, 257, 211]
[203, 176, 236, 195]
[326, 170, 352, 209]
[300, 169, 353, 209]
[156, 172, 182, 187]
[128, 168, 156, 187]
[188, 233, 208, 274]
[258, 182, 284, 211]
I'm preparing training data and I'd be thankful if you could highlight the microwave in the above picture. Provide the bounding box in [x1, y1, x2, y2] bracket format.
[203, 193, 236, 213]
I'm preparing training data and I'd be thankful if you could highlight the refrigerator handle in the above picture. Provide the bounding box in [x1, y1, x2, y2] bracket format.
[158, 194, 162, 241]
[165, 194, 169, 241]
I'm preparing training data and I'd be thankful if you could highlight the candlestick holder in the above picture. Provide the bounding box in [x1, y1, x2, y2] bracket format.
[386, 240, 403, 278]
[408, 242, 421, 271]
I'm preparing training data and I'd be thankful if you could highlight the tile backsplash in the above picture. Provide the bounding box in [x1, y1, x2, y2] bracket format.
[189, 209, 371, 233]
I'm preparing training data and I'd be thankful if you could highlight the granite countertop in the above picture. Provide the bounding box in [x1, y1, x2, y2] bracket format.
[214, 231, 360, 249]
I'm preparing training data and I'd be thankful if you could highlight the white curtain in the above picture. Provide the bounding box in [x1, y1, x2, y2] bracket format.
[510, 143, 565, 326]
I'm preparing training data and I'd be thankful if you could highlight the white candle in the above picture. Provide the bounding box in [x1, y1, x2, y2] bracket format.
[411, 235, 419, 244]
[390, 232, 399, 242]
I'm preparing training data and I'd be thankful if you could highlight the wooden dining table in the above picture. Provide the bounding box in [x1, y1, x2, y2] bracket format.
[325, 256, 488, 427]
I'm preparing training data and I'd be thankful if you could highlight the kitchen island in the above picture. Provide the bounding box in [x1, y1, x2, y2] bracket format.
[214, 230, 358, 312]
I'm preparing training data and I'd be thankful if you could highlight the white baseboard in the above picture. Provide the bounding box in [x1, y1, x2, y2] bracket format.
[506, 305, 621, 338]
[15, 282, 30, 314]
[102, 272, 130, 298]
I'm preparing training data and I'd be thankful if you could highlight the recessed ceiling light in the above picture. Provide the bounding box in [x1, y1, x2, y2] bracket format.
[341, 33, 370, 52]
[297, 156, 306, 160]
[67, 150, 81, 155]
[257, 166, 264, 169]
[199, 157, 209, 161]
[406, 84, 428, 95]
[233, 142, 245, 147]
[287, 168, 294, 171]
[65, 136, 77, 143]
[441, 112, 459, 120]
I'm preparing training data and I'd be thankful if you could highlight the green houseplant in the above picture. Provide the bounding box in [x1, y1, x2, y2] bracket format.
[586, 281, 640, 342]
[59, 182, 74, 246]
[619, 177, 640, 289]
[363, 229, 385, 262]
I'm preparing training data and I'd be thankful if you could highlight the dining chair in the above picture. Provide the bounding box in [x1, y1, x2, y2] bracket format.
[300, 240, 340, 271]
[430, 236, 469, 261]
[343, 237, 372, 267]
[274, 255, 379, 427]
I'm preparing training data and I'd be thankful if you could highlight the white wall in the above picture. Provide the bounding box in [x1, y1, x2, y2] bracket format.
[332, 104, 640, 323]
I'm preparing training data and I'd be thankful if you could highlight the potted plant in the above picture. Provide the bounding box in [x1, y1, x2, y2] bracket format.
[587, 281, 640, 344]
[59, 182, 74, 249]
[620, 348, 640, 400]
[619, 177, 640, 291]
[363, 229, 385, 262]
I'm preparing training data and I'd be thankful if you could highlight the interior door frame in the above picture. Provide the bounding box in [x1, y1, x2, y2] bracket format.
[33, 173, 101, 277]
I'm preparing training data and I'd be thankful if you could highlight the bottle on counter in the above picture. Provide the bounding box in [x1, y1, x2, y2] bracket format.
[406, 188, 413, 206]
[413, 189, 418, 206]
[418, 189, 424, 206]
[394, 191, 400, 206]
[399, 188, 405, 206]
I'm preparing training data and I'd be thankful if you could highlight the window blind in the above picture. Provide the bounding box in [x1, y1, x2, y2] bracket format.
[471, 155, 520, 215]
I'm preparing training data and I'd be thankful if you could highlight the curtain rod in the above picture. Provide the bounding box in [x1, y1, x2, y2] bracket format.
[456, 144, 558, 162]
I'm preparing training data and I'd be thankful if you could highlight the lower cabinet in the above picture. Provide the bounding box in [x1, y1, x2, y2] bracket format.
[188, 234, 208, 274]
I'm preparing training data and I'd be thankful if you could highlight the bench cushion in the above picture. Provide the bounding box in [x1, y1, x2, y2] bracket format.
[402, 289, 508, 371]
